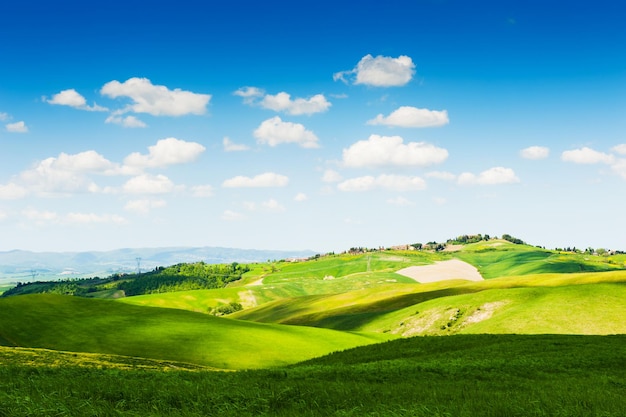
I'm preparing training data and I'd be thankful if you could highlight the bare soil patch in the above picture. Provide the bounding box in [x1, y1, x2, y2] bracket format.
[396, 259, 483, 283]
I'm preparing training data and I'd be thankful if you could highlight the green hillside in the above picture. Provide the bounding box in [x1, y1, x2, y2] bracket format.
[1, 334, 624, 416]
[0, 294, 390, 370]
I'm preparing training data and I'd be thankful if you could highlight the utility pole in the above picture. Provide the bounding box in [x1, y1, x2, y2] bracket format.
[136, 257, 142, 274]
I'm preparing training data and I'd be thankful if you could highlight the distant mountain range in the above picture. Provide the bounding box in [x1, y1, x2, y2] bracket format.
[0, 247, 317, 283]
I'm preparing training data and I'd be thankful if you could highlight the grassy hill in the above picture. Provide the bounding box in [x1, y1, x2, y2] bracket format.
[0, 294, 390, 370]
[1, 334, 624, 416]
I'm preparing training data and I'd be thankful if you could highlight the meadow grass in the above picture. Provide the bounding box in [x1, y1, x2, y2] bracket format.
[0, 294, 390, 370]
[0, 334, 624, 416]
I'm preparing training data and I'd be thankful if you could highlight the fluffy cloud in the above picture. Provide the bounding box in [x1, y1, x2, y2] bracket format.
[261, 198, 285, 212]
[611, 144, 626, 155]
[18, 151, 118, 195]
[322, 169, 343, 183]
[260, 92, 331, 115]
[294, 192, 308, 202]
[0, 112, 9, 121]
[338, 174, 426, 192]
[105, 115, 147, 128]
[367, 106, 449, 128]
[46, 89, 108, 111]
[223, 137, 250, 152]
[457, 167, 520, 185]
[22, 208, 58, 223]
[101, 77, 211, 116]
[235, 87, 331, 115]
[222, 210, 245, 221]
[254, 116, 319, 148]
[520, 146, 550, 160]
[233, 86, 264, 104]
[611, 159, 626, 180]
[334, 54, 415, 87]
[6, 121, 28, 133]
[342, 135, 448, 168]
[0, 183, 28, 200]
[124, 138, 205, 168]
[123, 174, 175, 194]
[222, 172, 289, 188]
[561, 147, 614, 164]
[124, 199, 167, 214]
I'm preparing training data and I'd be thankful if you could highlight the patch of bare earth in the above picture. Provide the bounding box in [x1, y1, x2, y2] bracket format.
[396, 259, 483, 283]
[238, 290, 258, 309]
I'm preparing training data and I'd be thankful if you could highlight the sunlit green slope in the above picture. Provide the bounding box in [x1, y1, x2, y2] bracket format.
[0, 294, 390, 369]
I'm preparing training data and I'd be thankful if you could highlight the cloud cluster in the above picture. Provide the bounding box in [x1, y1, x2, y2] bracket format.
[367, 106, 449, 128]
[254, 116, 319, 148]
[222, 172, 289, 188]
[342, 135, 448, 168]
[561, 145, 626, 180]
[101, 77, 211, 117]
[46, 78, 211, 129]
[334, 55, 416, 87]
[46, 89, 108, 112]
[235, 87, 331, 115]
[520, 146, 550, 160]
[457, 167, 520, 185]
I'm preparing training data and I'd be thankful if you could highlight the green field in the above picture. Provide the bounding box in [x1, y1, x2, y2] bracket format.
[0, 294, 390, 369]
[1, 334, 624, 416]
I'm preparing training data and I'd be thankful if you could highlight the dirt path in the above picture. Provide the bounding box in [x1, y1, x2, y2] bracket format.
[396, 259, 483, 283]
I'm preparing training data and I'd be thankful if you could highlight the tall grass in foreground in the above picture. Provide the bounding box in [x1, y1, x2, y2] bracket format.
[1, 334, 624, 416]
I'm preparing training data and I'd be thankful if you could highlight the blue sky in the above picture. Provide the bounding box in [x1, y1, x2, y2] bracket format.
[1, 0, 625, 253]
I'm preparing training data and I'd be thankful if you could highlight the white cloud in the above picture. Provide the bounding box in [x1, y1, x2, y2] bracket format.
[433, 197, 447, 205]
[222, 210, 245, 221]
[124, 138, 206, 168]
[124, 199, 167, 214]
[65, 212, 126, 224]
[387, 196, 415, 206]
[223, 137, 250, 152]
[0, 210, 7, 221]
[6, 121, 28, 133]
[123, 174, 175, 194]
[22, 208, 58, 224]
[0, 183, 28, 200]
[322, 169, 342, 183]
[46, 89, 108, 111]
[294, 192, 308, 202]
[233, 86, 264, 104]
[426, 171, 456, 181]
[18, 151, 116, 195]
[342, 135, 448, 168]
[338, 174, 426, 192]
[458, 167, 520, 185]
[611, 159, 626, 180]
[254, 116, 319, 148]
[222, 172, 289, 188]
[190, 185, 214, 197]
[520, 146, 550, 160]
[261, 198, 285, 212]
[0, 112, 9, 121]
[100, 77, 211, 116]
[367, 106, 449, 128]
[561, 147, 615, 164]
[611, 144, 626, 155]
[105, 115, 147, 128]
[260, 92, 331, 115]
[334, 54, 415, 87]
